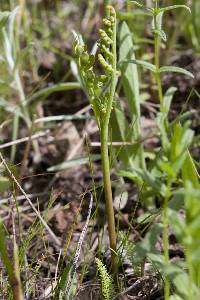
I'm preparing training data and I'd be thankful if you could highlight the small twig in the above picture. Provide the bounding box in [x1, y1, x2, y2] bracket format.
[113, 276, 151, 299]
[0, 152, 61, 246]
[0, 130, 49, 149]
[55, 250, 62, 285]
[0, 192, 48, 205]
[91, 141, 134, 147]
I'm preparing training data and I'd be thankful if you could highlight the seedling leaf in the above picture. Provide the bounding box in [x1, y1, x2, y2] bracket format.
[159, 66, 194, 78]
[121, 59, 156, 72]
[182, 152, 200, 189]
[118, 21, 144, 168]
[163, 87, 177, 114]
[47, 154, 101, 172]
[159, 5, 191, 14]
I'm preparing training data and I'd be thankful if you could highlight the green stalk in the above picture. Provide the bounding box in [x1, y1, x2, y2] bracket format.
[74, 4, 118, 278]
[104, 0, 110, 6]
[100, 6, 118, 277]
[163, 194, 170, 300]
[100, 126, 118, 275]
[0, 221, 24, 300]
[153, 1, 164, 112]
[153, 2, 169, 299]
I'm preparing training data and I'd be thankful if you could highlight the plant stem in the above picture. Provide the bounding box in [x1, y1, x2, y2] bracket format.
[153, 2, 164, 112]
[154, 34, 163, 110]
[163, 194, 170, 300]
[100, 5, 118, 278]
[100, 125, 118, 276]
[104, 0, 110, 6]
[186, 248, 194, 299]
[153, 2, 170, 299]
[0, 221, 24, 300]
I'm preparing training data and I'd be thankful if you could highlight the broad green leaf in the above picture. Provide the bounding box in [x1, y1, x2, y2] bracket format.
[128, 168, 167, 196]
[163, 87, 177, 114]
[133, 223, 163, 264]
[182, 152, 200, 189]
[179, 126, 194, 155]
[184, 182, 200, 220]
[121, 59, 156, 72]
[169, 192, 184, 211]
[169, 208, 186, 241]
[170, 123, 194, 161]
[119, 22, 140, 122]
[148, 253, 164, 266]
[171, 151, 188, 175]
[110, 105, 138, 169]
[156, 112, 170, 152]
[47, 154, 101, 172]
[118, 170, 143, 185]
[165, 266, 191, 298]
[172, 266, 200, 299]
[159, 66, 194, 78]
[118, 22, 145, 168]
[158, 160, 176, 178]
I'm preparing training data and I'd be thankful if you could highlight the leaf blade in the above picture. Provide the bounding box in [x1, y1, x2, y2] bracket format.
[159, 66, 194, 78]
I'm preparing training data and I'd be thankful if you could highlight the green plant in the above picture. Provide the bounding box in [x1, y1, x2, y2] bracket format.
[95, 258, 114, 300]
[74, 5, 118, 276]
[0, 8, 31, 160]
[0, 1, 199, 299]
[115, 19, 145, 170]
[168, 153, 200, 300]
[119, 1, 195, 299]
